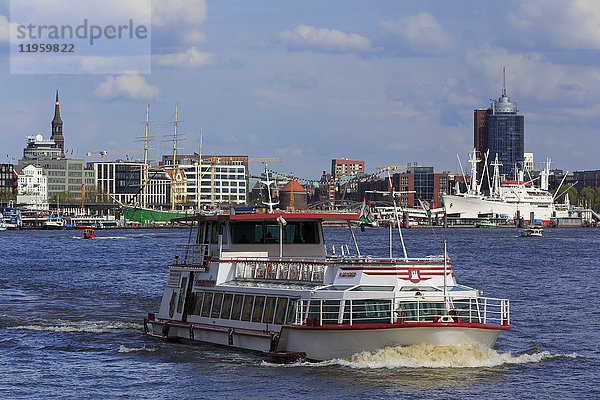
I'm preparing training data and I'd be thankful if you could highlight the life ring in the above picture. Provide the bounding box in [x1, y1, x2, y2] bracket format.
[189, 324, 195, 340]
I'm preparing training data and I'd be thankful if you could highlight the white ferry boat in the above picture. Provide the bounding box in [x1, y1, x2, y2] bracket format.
[443, 151, 556, 224]
[43, 216, 66, 229]
[144, 210, 510, 361]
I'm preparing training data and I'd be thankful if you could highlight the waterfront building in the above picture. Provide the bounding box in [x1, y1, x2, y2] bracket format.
[0, 163, 16, 196]
[23, 134, 62, 160]
[331, 158, 364, 180]
[392, 166, 448, 208]
[279, 179, 308, 210]
[474, 70, 524, 181]
[15, 164, 48, 208]
[524, 153, 534, 172]
[162, 155, 248, 206]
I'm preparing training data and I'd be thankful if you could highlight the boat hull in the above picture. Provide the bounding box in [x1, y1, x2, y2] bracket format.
[279, 323, 505, 360]
[146, 320, 506, 361]
[443, 193, 552, 222]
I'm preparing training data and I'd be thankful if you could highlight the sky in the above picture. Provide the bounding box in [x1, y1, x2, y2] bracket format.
[1, 0, 600, 180]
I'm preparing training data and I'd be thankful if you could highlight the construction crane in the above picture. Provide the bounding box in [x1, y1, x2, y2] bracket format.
[249, 158, 281, 163]
[86, 150, 144, 162]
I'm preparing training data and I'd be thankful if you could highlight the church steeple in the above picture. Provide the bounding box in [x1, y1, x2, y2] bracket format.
[51, 87, 65, 158]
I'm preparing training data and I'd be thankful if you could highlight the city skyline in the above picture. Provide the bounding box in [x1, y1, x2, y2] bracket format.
[2, 1, 600, 179]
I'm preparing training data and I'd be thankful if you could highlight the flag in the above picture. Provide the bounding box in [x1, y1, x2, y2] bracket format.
[359, 198, 375, 224]
[418, 198, 431, 216]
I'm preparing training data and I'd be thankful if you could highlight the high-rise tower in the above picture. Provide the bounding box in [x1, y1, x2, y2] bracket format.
[473, 68, 524, 181]
[51, 88, 65, 158]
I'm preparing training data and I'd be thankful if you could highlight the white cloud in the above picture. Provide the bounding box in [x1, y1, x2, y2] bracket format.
[507, 0, 600, 49]
[153, 0, 207, 27]
[183, 29, 206, 45]
[281, 24, 370, 52]
[0, 15, 20, 43]
[382, 13, 453, 55]
[92, 73, 159, 100]
[467, 46, 600, 106]
[154, 47, 215, 68]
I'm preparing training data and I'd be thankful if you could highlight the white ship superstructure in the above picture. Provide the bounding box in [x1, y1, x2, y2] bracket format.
[443, 150, 556, 224]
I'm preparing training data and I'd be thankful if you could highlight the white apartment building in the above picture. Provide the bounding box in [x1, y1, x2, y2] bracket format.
[16, 164, 48, 208]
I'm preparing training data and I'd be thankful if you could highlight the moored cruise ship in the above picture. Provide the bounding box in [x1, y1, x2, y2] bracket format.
[443, 151, 556, 224]
[144, 210, 510, 361]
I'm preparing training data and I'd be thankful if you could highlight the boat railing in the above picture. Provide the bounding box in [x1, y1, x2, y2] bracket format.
[294, 295, 509, 327]
[328, 254, 446, 264]
[232, 258, 327, 283]
[171, 244, 210, 269]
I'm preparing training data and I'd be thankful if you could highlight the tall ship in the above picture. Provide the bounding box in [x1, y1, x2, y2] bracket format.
[144, 205, 511, 361]
[443, 150, 557, 224]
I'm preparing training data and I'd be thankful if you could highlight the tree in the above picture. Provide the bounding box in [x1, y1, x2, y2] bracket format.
[0, 189, 16, 201]
[552, 186, 577, 205]
[50, 191, 73, 202]
[578, 187, 596, 208]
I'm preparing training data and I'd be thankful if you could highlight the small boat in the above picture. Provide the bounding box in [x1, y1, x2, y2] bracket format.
[83, 228, 95, 239]
[144, 210, 511, 361]
[477, 219, 498, 228]
[43, 216, 66, 230]
[521, 226, 543, 237]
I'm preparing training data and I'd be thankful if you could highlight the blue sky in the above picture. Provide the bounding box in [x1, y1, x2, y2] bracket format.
[1, 0, 599, 178]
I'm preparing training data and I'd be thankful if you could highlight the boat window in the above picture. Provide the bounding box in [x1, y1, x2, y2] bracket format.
[252, 296, 265, 323]
[201, 292, 213, 317]
[241, 295, 255, 321]
[231, 294, 243, 320]
[192, 292, 204, 315]
[264, 224, 281, 243]
[210, 222, 219, 244]
[176, 277, 187, 314]
[263, 296, 276, 324]
[211, 292, 223, 318]
[399, 301, 444, 322]
[286, 299, 298, 324]
[231, 222, 262, 244]
[284, 222, 319, 244]
[343, 300, 392, 324]
[221, 223, 228, 245]
[221, 293, 233, 319]
[452, 299, 481, 323]
[274, 298, 288, 325]
[350, 286, 395, 291]
[307, 300, 340, 324]
[399, 286, 439, 292]
[317, 285, 353, 291]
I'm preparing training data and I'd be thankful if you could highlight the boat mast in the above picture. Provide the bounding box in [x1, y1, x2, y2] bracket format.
[163, 104, 185, 211]
[196, 127, 203, 210]
[468, 149, 480, 195]
[385, 167, 407, 260]
[135, 104, 154, 209]
[261, 163, 279, 213]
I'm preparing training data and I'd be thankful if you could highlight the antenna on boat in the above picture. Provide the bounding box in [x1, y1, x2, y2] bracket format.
[380, 166, 408, 261]
[443, 240, 449, 314]
[261, 164, 279, 213]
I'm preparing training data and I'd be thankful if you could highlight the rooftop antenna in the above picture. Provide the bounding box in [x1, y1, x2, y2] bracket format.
[502, 66, 507, 97]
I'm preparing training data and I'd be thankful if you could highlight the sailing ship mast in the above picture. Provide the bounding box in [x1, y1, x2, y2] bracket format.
[135, 104, 154, 209]
[162, 104, 186, 211]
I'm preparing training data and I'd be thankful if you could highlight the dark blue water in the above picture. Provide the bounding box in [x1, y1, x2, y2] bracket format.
[1, 227, 598, 399]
